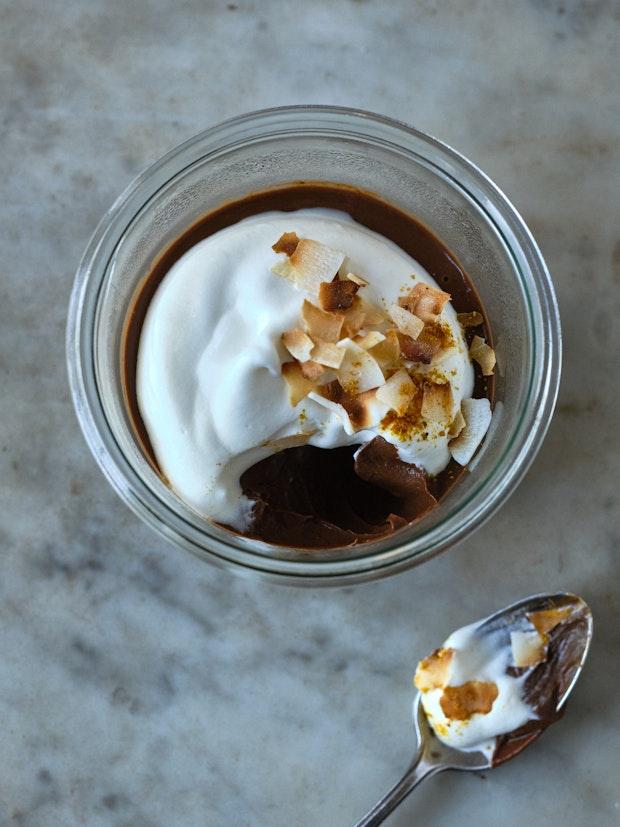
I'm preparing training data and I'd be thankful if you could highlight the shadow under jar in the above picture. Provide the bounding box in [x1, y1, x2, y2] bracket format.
[67, 106, 560, 585]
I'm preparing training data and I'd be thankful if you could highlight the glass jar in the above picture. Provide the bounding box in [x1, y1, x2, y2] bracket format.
[66, 106, 560, 585]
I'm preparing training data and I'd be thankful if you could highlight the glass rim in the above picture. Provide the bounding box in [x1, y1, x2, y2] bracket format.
[66, 105, 561, 585]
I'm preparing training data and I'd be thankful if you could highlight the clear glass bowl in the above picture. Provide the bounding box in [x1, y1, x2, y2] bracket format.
[66, 106, 560, 585]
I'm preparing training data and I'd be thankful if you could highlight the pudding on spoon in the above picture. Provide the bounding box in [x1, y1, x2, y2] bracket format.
[414, 593, 591, 762]
[355, 593, 592, 826]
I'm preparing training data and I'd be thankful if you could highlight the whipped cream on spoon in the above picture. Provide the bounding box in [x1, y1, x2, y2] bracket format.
[354, 593, 592, 827]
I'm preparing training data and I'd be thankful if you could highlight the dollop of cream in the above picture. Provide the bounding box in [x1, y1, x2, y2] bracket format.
[137, 210, 474, 528]
[417, 620, 535, 757]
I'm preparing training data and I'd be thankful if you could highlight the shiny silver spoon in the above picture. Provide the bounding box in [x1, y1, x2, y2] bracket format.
[354, 592, 592, 827]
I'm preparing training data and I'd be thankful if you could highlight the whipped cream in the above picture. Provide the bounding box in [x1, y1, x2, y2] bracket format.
[137, 210, 474, 528]
[416, 619, 535, 758]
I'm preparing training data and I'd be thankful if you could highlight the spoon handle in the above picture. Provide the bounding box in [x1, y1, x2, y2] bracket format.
[353, 749, 442, 827]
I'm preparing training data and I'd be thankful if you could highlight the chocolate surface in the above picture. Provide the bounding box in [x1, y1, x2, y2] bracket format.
[122, 182, 492, 548]
[240, 437, 437, 549]
[492, 612, 589, 766]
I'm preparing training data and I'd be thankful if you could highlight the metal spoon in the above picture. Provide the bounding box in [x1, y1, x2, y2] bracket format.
[354, 592, 592, 827]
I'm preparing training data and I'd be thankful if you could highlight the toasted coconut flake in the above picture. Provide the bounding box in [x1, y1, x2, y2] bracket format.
[416, 294, 441, 322]
[318, 382, 380, 431]
[350, 389, 383, 430]
[376, 369, 416, 416]
[345, 272, 369, 287]
[338, 341, 385, 395]
[301, 299, 344, 343]
[397, 332, 435, 364]
[288, 238, 345, 293]
[341, 296, 367, 338]
[457, 311, 484, 328]
[272, 238, 345, 293]
[440, 681, 498, 720]
[311, 340, 345, 369]
[389, 304, 425, 339]
[271, 257, 297, 284]
[272, 232, 300, 256]
[414, 648, 454, 692]
[337, 257, 351, 279]
[470, 335, 496, 376]
[401, 282, 451, 322]
[397, 294, 417, 314]
[263, 431, 317, 451]
[369, 329, 401, 371]
[448, 408, 466, 438]
[418, 320, 455, 362]
[307, 391, 354, 435]
[358, 298, 387, 326]
[281, 362, 316, 407]
[318, 278, 360, 311]
[281, 328, 314, 362]
[300, 360, 326, 381]
[355, 330, 386, 350]
[527, 607, 575, 637]
[449, 397, 492, 465]
[510, 630, 547, 668]
[421, 381, 453, 424]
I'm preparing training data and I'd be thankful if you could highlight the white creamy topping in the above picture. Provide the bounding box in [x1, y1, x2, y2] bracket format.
[419, 620, 535, 757]
[137, 210, 474, 528]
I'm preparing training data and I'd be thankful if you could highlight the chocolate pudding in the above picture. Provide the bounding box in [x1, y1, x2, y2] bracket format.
[414, 597, 590, 764]
[492, 605, 590, 765]
[122, 183, 494, 549]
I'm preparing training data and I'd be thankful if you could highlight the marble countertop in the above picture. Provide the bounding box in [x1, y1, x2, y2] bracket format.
[1, 1, 618, 825]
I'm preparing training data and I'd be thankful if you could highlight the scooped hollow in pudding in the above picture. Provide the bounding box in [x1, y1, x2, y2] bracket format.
[135, 201, 494, 548]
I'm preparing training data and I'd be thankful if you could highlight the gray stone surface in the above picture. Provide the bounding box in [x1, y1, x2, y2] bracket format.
[1, 1, 619, 825]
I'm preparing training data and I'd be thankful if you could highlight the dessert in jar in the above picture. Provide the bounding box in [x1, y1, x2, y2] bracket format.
[123, 183, 496, 549]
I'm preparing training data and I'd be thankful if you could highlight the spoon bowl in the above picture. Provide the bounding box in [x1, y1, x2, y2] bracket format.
[355, 592, 592, 826]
